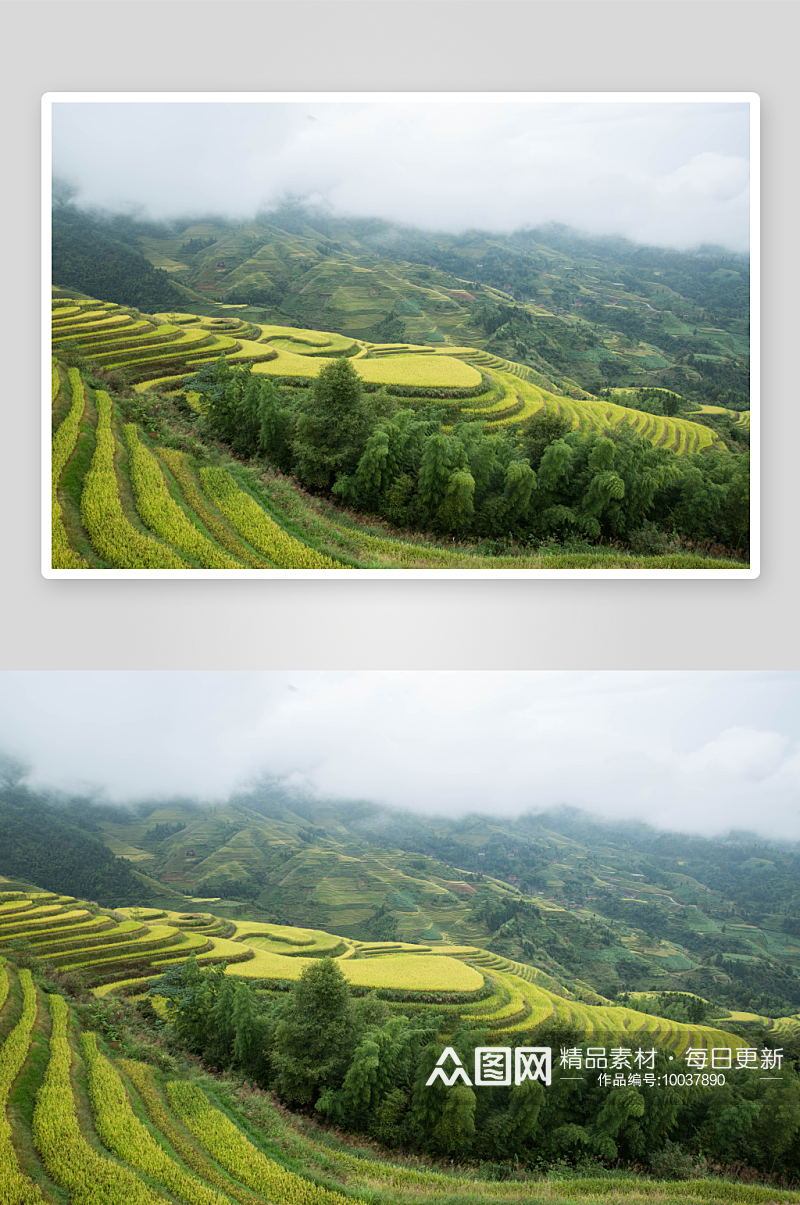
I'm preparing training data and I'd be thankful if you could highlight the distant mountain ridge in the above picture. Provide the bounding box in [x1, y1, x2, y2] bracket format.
[4, 782, 793, 1017]
[52, 200, 750, 411]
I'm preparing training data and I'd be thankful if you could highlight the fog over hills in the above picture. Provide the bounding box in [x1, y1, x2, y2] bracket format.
[50, 97, 752, 254]
[0, 671, 795, 839]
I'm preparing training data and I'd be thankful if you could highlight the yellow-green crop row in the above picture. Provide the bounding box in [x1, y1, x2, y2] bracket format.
[0, 920, 103, 945]
[220, 339, 279, 365]
[468, 979, 530, 1027]
[52, 367, 86, 481]
[93, 977, 157, 999]
[458, 373, 514, 414]
[0, 908, 91, 935]
[51, 359, 60, 402]
[460, 367, 722, 455]
[139, 930, 217, 961]
[82, 1033, 233, 1205]
[0, 971, 38, 1100]
[80, 391, 187, 569]
[56, 321, 154, 348]
[199, 468, 338, 569]
[0, 963, 6, 1014]
[478, 958, 749, 1054]
[691, 404, 751, 431]
[257, 328, 357, 356]
[76, 327, 182, 358]
[51, 302, 121, 320]
[151, 312, 202, 325]
[27, 921, 144, 956]
[52, 366, 89, 568]
[247, 347, 479, 390]
[167, 1080, 358, 1205]
[0, 902, 75, 923]
[111, 335, 240, 373]
[52, 314, 135, 341]
[0, 903, 38, 921]
[356, 355, 480, 389]
[116, 908, 169, 921]
[52, 300, 118, 320]
[258, 325, 332, 346]
[228, 921, 336, 949]
[51, 308, 116, 328]
[90, 325, 213, 365]
[0, 969, 45, 1204]
[33, 993, 169, 1205]
[341, 954, 483, 992]
[156, 449, 273, 568]
[481, 374, 546, 427]
[120, 1061, 264, 1205]
[124, 426, 242, 568]
[44, 930, 182, 969]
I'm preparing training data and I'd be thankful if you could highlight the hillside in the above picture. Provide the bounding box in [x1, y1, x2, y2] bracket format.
[53, 204, 751, 414]
[6, 786, 798, 1024]
[3, 946, 799, 1204]
[103, 795, 800, 1023]
[2, 801, 799, 1194]
[50, 293, 749, 572]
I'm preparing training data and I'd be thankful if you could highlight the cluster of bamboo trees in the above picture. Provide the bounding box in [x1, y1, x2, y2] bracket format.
[186, 356, 749, 553]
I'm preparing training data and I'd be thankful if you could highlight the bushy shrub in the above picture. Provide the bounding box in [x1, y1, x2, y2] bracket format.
[648, 1140, 696, 1181]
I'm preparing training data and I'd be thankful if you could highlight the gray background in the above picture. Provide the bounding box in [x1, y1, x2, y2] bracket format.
[6, 1, 794, 670]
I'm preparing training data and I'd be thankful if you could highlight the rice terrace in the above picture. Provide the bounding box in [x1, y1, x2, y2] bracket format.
[2, 797, 799, 1204]
[48, 203, 752, 574]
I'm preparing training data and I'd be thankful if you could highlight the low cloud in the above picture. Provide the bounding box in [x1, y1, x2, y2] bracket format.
[51, 99, 751, 253]
[0, 672, 796, 841]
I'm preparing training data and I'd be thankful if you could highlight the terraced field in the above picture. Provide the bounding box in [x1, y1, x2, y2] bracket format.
[2, 955, 791, 1205]
[52, 295, 721, 451]
[4, 878, 794, 1205]
[50, 294, 743, 573]
[0, 891, 483, 1001]
[691, 403, 751, 430]
[446, 352, 722, 452]
[0, 890, 752, 1059]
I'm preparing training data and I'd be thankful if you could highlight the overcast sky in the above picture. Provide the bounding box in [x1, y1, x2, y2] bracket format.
[0, 671, 795, 839]
[50, 96, 752, 253]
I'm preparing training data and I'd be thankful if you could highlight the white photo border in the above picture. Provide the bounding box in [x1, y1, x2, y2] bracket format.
[42, 91, 760, 580]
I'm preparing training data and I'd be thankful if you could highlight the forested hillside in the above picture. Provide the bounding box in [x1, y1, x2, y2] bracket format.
[3, 771, 800, 1198]
[50, 291, 749, 570]
[52, 201, 750, 417]
[3, 785, 796, 1018]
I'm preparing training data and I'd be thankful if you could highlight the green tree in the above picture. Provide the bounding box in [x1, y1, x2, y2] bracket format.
[436, 1083, 477, 1152]
[232, 980, 258, 1067]
[502, 459, 536, 523]
[519, 410, 572, 470]
[354, 429, 391, 505]
[439, 468, 476, 530]
[292, 358, 371, 490]
[270, 958, 357, 1107]
[232, 372, 262, 458]
[417, 433, 452, 520]
[257, 378, 293, 471]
